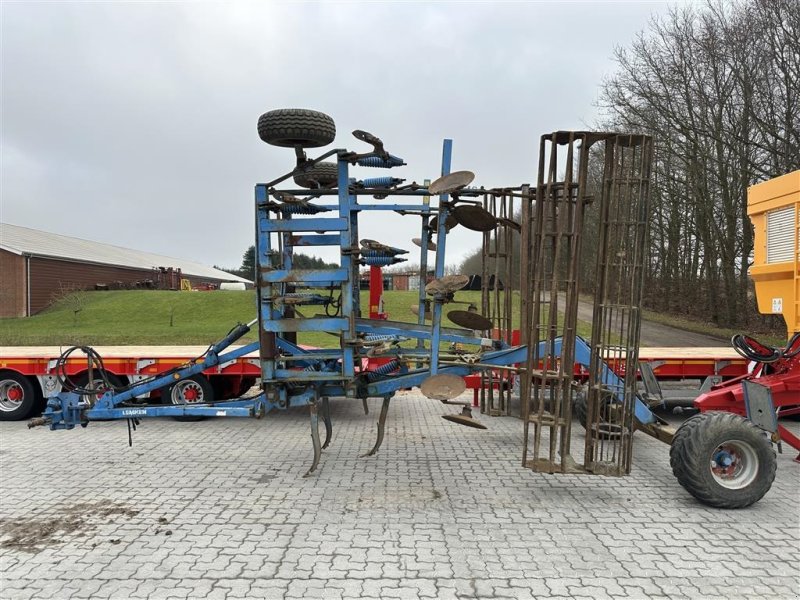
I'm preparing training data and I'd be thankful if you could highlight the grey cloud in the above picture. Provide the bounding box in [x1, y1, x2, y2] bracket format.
[1, 1, 669, 268]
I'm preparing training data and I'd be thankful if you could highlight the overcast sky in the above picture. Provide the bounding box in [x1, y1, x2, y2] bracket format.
[1, 1, 674, 271]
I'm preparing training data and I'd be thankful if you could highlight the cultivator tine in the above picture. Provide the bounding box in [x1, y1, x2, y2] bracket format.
[321, 396, 333, 450]
[304, 401, 322, 477]
[361, 396, 390, 457]
[362, 397, 369, 415]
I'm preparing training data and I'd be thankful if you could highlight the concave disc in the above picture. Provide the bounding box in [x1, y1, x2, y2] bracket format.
[448, 310, 493, 331]
[428, 171, 475, 195]
[420, 373, 466, 401]
[452, 205, 498, 232]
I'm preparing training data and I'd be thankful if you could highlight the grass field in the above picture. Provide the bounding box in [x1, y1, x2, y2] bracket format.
[0, 289, 595, 347]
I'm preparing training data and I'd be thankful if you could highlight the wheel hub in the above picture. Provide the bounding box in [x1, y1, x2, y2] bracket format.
[710, 440, 758, 490]
[180, 385, 200, 403]
[0, 380, 25, 411]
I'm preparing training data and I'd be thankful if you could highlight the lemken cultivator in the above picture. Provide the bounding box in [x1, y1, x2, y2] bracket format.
[28, 109, 797, 509]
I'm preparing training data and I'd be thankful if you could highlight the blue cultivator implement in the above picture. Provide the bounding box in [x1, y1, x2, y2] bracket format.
[32, 109, 673, 479]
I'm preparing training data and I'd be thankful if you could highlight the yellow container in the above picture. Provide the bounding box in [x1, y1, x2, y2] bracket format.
[747, 170, 800, 336]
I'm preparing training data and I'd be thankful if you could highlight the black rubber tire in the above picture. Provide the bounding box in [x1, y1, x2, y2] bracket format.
[258, 109, 335, 148]
[72, 371, 125, 393]
[670, 411, 776, 509]
[572, 387, 620, 440]
[669, 412, 705, 466]
[293, 161, 339, 188]
[0, 372, 39, 421]
[161, 374, 213, 422]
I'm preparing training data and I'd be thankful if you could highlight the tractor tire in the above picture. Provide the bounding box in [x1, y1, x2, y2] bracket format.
[258, 109, 336, 148]
[293, 161, 339, 188]
[670, 411, 776, 509]
[161, 374, 213, 422]
[0, 372, 41, 421]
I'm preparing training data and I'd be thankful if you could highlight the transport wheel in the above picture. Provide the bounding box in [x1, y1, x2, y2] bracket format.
[0, 372, 40, 421]
[670, 411, 776, 509]
[257, 109, 336, 148]
[293, 161, 339, 188]
[162, 375, 213, 422]
[572, 388, 621, 440]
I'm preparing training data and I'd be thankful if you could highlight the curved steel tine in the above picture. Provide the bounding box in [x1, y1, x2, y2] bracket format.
[361, 396, 390, 457]
[321, 397, 333, 450]
[304, 401, 322, 477]
[362, 397, 369, 415]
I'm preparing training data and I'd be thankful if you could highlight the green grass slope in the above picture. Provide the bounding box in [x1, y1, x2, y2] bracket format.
[0, 289, 593, 347]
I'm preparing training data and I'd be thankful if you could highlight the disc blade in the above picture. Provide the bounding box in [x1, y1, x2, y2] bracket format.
[420, 373, 466, 401]
[452, 205, 498, 232]
[429, 214, 458, 233]
[425, 274, 470, 295]
[447, 310, 493, 331]
[428, 170, 475, 195]
[442, 413, 487, 429]
[412, 237, 437, 251]
[497, 217, 521, 231]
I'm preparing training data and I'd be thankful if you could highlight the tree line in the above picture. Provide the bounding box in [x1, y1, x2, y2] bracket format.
[461, 0, 798, 334]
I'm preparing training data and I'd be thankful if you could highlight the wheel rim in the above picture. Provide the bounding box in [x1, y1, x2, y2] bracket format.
[171, 381, 204, 404]
[710, 439, 758, 489]
[0, 379, 24, 412]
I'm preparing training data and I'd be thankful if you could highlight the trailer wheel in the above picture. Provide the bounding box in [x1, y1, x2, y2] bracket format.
[670, 411, 776, 509]
[72, 371, 125, 394]
[293, 161, 339, 188]
[0, 372, 39, 421]
[161, 375, 213, 422]
[257, 109, 336, 148]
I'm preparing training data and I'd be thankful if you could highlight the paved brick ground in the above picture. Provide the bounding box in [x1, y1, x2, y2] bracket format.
[1, 392, 798, 599]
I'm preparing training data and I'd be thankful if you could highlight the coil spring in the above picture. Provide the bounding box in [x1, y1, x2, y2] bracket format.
[279, 204, 327, 215]
[362, 256, 396, 267]
[366, 360, 400, 382]
[356, 155, 405, 168]
[360, 177, 402, 188]
[364, 334, 397, 343]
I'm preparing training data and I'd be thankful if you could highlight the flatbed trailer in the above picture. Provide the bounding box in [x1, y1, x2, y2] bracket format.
[1, 344, 747, 421]
[0, 346, 261, 421]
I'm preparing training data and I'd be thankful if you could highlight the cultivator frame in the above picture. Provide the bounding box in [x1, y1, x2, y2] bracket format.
[41, 109, 771, 501]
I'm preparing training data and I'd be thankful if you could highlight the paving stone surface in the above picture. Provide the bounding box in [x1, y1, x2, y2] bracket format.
[0, 391, 798, 599]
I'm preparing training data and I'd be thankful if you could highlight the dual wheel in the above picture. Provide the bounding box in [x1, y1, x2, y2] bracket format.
[0, 372, 42, 421]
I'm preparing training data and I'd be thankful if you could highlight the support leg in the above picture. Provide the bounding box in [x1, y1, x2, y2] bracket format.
[361, 396, 390, 457]
[321, 396, 333, 450]
[304, 401, 322, 477]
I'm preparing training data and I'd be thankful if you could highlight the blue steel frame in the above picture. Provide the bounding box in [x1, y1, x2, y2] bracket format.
[37, 137, 660, 433]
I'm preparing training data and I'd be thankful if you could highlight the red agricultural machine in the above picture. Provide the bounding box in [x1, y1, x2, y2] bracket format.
[669, 171, 800, 508]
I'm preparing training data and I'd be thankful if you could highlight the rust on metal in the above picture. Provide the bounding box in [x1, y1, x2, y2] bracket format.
[420, 373, 466, 401]
[447, 310, 493, 331]
[428, 170, 475, 196]
[425, 274, 469, 296]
